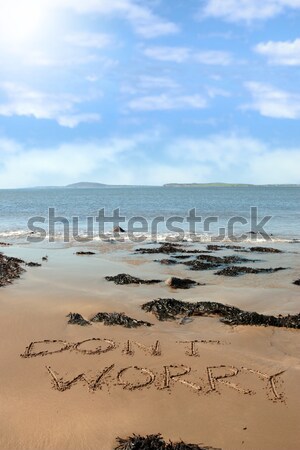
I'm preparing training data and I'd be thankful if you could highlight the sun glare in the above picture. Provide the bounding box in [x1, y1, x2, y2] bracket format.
[0, 0, 45, 44]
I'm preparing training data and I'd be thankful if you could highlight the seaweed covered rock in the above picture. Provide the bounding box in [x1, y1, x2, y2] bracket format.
[215, 266, 286, 277]
[115, 434, 218, 450]
[165, 277, 203, 289]
[249, 246, 282, 253]
[91, 312, 152, 328]
[67, 313, 91, 326]
[141, 298, 300, 329]
[0, 253, 26, 287]
[105, 273, 162, 285]
[293, 279, 300, 286]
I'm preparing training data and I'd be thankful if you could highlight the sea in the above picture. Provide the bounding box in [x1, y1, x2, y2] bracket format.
[0, 186, 299, 245]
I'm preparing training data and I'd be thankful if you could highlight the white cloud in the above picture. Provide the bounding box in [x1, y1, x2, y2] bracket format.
[0, 83, 101, 127]
[195, 50, 233, 65]
[0, 133, 299, 187]
[128, 94, 207, 111]
[47, 0, 179, 38]
[255, 38, 300, 65]
[202, 0, 300, 22]
[244, 82, 300, 119]
[143, 46, 190, 63]
[65, 32, 112, 48]
[143, 46, 233, 65]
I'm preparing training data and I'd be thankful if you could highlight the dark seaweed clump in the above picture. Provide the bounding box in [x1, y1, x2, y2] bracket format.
[248, 246, 282, 253]
[0, 253, 26, 287]
[155, 259, 178, 265]
[105, 273, 162, 285]
[293, 279, 300, 286]
[182, 254, 256, 272]
[67, 313, 91, 326]
[91, 312, 152, 328]
[26, 262, 42, 267]
[0, 242, 12, 247]
[215, 266, 286, 277]
[115, 434, 218, 450]
[135, 243, 202, 255]
[141, 298, 300, 329]
[166, 277, 203, 289]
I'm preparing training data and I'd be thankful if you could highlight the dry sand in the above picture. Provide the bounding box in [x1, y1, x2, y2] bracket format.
[0, 242, 299, 450]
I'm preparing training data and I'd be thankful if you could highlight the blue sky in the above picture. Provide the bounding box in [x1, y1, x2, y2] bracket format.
[0, 0, 300, 187]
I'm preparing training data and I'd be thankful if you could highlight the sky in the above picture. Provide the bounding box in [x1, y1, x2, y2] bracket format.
[0, 0, 300, 187]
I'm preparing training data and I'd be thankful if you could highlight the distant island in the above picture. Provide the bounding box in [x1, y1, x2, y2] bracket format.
[66, 182, 106, 189]
[163, 183, 300, 188]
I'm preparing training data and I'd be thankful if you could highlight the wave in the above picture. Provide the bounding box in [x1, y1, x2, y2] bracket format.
[0, 228, 298, 245]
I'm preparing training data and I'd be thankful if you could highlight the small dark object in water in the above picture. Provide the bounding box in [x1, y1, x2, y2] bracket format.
[224, 245, 245, 250]
[173, 255, 192, 260]
[67, 313, 91, 326]
[114, 226, 126, 233]
[0, 242, 12, 246]
[165, 277, 203, 289]
[249, 246, 282, 253]
[105, 273, 162, 285]
[0, 253, 26, 287]
[42, 256, 48, 261]
[141, 298, 300, 329]
[215, 266, 286, 277]
[26, 262, 42, 267]
[91, 312, 152, 328]
[115, 434, 218, 450]
[293, 279, 300, 286]
[76, 251, 96, 255]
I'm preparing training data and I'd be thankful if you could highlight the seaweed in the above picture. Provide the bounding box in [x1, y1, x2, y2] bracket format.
[293, 279, 300, 286]
[215, 266, 286, 277]
[141, 298, 300, 329]
[155, 259, 178, 265]
[0, 253, 26, 287]
[115, 434, 219, 450]
[135, 243, 203, 255]
[90, 312, 152, 328]
[248, 247, 282, 253]
[26, 262, 42, 267]
[165, 277, 203, 289]
[67, 313, 91, 326]
[105, 273, 162, 285]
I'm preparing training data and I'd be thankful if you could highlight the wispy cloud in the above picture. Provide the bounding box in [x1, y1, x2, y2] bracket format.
[128, 94, 207, 111]
[244, 82, 300, 119]
[0, 83, 101, 127]
[48, 0, 179, 38]
[143, 46, 233, 65]
[255, 38, 300, 65]
[65, 32, 112, 48]
[202, 0, 300, 22]
[143, 46, 190, 62]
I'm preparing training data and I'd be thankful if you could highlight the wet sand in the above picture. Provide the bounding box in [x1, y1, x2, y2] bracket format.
[0, 242, 299, 450]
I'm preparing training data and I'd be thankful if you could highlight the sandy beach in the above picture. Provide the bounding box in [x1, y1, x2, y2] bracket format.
[0, 240, 299, 450]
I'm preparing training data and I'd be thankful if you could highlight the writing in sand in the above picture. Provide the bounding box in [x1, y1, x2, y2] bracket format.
[21, 337, 286, 403]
